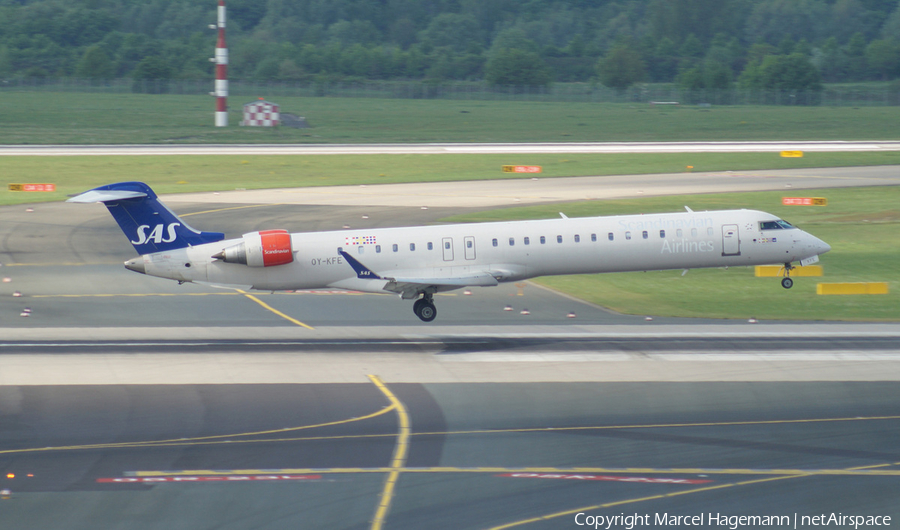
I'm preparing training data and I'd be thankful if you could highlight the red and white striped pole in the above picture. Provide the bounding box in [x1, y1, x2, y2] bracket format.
[214, 0, 228, 127]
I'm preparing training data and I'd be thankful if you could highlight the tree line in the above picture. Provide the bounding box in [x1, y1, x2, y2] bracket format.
[2, 0, 900, 92]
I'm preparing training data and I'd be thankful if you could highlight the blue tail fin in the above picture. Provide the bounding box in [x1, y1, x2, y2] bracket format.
[68, 182, 225, 255]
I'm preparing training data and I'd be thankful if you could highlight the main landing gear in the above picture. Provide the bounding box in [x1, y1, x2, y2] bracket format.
[413, 294, 437, 322]
[781, 262, 794, 289]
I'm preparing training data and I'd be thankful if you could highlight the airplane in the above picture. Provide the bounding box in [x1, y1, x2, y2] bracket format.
[68, 181, 831, 322]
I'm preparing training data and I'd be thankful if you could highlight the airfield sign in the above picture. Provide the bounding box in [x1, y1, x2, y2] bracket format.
[782, 197, 827, 206]
[8, 183, 56, 192]
[502, 165, 542, 173]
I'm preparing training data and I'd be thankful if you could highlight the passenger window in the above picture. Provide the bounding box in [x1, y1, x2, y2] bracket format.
[691, 228, 698, 237]
[676, 229, 683, 238]
[337, 247, 343, 253]
[625, 231, 631, 240]
[392, 244, 398, 252]
[540, 236, 546, 244]
[524, 237, 530, 245]
[707, 227, 714, 236]
[410, 243, 416, 251]
[427, 242, 433, 250]
[557, 235, 563, 243]
[492, 238, 498, 247]
[358, 246, 364, 254]
[642, 231, 648, 239]
[509, 237, 515, 246]
[660, 230, 666, 238]
[376, 245, 382, 253]
[574, 235, 580, 243]
[608, 233, 614, 241]
[591, 233, 597, 242]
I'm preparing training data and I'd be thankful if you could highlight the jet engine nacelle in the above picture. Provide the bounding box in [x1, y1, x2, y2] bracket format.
[213, 229, 294, 267]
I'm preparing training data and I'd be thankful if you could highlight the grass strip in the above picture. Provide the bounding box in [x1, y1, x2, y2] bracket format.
[1, 93, 900, 145]
[4, 151, 900, 206]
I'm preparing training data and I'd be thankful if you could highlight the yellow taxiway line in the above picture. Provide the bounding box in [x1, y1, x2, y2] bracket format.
[367, 375, 412, 530]
[236, 289, 315, 329]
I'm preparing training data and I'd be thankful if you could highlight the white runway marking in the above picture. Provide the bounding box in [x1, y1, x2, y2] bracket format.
[3, 141, 900, 156]
[437, 351, 900, 362]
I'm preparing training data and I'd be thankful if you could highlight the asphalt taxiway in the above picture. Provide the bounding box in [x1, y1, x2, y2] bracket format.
[2, 165, 899, 529]
[2, 381, 899, 529]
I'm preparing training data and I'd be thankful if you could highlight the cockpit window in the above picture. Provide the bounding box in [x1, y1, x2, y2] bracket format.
[759, 219, 796, 230]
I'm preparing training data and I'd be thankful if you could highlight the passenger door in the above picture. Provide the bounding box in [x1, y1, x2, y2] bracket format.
[722, 224, 740, 256]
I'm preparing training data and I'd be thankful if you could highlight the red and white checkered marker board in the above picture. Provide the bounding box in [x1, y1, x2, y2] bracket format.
[242, 101, 280, 126]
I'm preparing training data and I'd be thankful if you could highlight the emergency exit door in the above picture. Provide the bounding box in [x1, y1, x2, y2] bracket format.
[464, 236, 476, 260]
[442, 237, 454, 261]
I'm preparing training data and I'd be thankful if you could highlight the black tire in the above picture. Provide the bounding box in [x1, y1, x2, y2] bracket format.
[781, 277, 793, 289]
[415, 301, 437, 322]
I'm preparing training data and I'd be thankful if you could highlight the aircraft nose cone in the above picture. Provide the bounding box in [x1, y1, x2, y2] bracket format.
[124, 257, 146, 274]
[815, 236, 832, 254]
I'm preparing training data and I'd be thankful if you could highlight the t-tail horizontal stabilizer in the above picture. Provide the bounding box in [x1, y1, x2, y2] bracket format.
[68, 181, 224, 255]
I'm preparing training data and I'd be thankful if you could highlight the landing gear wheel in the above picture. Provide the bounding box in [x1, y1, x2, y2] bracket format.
[780, 262, 795, 289]
[413, 298, 437, 322]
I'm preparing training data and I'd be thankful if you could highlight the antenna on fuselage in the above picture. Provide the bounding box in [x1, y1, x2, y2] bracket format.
[684, 206, 694, 213]
[559, 212, 568, 219]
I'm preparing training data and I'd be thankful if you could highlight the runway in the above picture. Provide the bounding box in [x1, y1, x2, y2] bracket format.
[3, 326, 900, 386]
[2, 164, 899, 528]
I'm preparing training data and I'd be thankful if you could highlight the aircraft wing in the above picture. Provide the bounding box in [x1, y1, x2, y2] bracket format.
[335, 250, 499, 298]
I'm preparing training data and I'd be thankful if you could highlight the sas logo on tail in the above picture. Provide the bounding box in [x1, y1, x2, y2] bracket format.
[132, 223, 181, 245]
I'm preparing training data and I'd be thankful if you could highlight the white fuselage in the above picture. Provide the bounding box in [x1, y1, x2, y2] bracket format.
[137, 209, 829, 293]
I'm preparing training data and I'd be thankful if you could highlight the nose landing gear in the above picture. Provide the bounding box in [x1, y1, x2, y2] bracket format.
[413, 294, 437, 322]
[781, 262, 794, 289]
